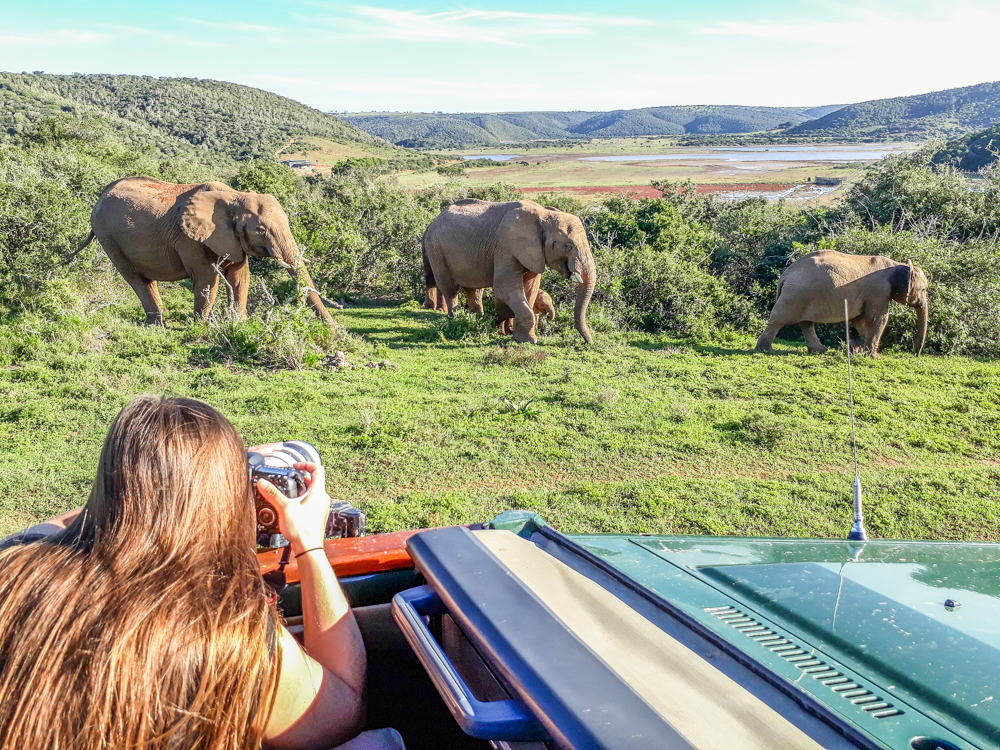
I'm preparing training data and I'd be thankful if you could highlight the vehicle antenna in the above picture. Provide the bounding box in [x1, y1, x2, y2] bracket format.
[845, 299, 868, 542]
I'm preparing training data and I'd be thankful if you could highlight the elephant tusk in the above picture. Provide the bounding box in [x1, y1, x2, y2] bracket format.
[571, 271, 584, 284]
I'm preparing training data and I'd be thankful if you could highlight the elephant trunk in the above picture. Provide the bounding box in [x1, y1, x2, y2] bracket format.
[289, 259, 335, 326]
[574, 255, 596, 344]
[913, 294, 928, 356]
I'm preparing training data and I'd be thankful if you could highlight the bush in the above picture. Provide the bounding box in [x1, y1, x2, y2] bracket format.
[580, 196, 762, 339]
[231, 160, 299, 202]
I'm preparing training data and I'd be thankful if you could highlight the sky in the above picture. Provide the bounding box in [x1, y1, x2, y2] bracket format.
[2, 0, 999, 113]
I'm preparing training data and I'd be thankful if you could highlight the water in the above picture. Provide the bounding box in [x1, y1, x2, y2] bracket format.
[580, 148, 906, 163]
[461, 154, 521, 161]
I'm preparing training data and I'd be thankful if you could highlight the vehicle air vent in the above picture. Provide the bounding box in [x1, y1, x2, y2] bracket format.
[705, 606, 903, 719]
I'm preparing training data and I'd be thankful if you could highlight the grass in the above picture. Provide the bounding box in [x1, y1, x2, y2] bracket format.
[1, 292, 998, 541]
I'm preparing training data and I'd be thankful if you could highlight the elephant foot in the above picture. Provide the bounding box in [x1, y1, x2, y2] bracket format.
[754, 344, 773, 353]
[807, 345, 829, 354]
[512, 329, 538, 344]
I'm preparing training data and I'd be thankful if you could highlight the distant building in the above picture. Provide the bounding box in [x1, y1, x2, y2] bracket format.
[814, 176, 843, 186]
[281, 160, 316, 172]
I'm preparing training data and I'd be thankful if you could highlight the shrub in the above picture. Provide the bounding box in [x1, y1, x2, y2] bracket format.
[578, 196, 763, 339]
[231, 159, 299, 202]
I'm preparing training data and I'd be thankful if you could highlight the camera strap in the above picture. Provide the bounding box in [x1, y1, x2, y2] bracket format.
[262, 544, 292, 604]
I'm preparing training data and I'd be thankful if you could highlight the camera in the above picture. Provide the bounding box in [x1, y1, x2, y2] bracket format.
[248, 441, 366, 548]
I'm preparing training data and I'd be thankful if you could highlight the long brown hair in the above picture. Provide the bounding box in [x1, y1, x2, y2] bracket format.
[0, 396, 278, 749]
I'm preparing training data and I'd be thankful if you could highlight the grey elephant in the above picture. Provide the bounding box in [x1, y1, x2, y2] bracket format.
[756, 250, 929, 357]
[421, 199, 596, 343]
[75, 177, 333, 326]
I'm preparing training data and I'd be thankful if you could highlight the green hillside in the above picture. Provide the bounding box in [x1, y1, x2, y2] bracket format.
[931, 124, 1000, 171]
[341, 105, 826, 147]
[1, 72, 389, 162]
[786, 81, 1000, 141]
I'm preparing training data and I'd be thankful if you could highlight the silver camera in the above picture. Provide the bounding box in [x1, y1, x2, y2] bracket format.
[248, 441, 366, 548]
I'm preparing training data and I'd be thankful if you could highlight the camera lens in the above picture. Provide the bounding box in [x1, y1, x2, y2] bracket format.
[284, 441, 321, 465]
[257, 506, 278, 527]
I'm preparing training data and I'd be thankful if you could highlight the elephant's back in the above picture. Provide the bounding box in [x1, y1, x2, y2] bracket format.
[426, 199, 519, 244]
[788, 250, 895, 281]
[96, 177, 200, 218]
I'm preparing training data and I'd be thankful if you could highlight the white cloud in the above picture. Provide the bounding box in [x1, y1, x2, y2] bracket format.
[699, 2, 1000, 49]
[314, 6, 650, 45]
[0, 29, 103, 46]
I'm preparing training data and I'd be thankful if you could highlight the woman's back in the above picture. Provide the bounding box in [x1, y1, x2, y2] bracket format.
[0, 397, 276, 749]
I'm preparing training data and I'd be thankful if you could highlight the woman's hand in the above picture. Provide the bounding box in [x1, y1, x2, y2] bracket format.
[256, 462, 330, 554]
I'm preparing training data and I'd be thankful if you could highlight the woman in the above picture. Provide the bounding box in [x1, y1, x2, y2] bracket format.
[0, 396, 400, 749]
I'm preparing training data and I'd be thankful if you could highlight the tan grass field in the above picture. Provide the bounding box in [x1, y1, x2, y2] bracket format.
[390, 141, 914, 205]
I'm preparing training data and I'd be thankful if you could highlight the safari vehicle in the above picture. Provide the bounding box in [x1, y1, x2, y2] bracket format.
[261, 510, 1000, 750]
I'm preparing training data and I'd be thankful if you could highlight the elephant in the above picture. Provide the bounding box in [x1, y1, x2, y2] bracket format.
[75, 176, 334, 326]
[496, 288, 556, 335]
[425, 275, 556, 335]
[755, 250, 929, 357]
[421, 199, 595, 343]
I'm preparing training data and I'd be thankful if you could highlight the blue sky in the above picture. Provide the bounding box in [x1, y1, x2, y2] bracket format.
[2, 0, 998, 112]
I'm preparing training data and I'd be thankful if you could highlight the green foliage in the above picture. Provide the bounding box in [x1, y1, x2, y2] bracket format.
[843, 152, 1000, 239]
[435, 164, 467, 177]
[342, 105, 821, 147]
[0, 72, 388, 162]
[786, 80, 1000, 141]
[582, 196, 762, 339]
[931, 125, 1000, 172]
[330, 157, 389, 176]
[231, 160, 300, 202]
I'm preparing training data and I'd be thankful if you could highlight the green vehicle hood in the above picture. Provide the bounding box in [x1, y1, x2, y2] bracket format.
[564, 534, 1000, 750]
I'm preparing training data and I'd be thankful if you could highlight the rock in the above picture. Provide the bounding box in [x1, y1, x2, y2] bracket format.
[326, 351, 353, 370]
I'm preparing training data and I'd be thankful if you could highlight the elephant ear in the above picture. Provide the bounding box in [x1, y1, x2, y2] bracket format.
[890, 260, 912, 300]
[498, 205, 546, 274]
[178, 190, 250, 263]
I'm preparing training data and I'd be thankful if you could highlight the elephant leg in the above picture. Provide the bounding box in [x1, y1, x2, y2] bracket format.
[755, 321, 784, 352]
[850, 318, 868, 353]
[464, 288, 484, 314]
[223, 259, 250, 319]
[97, 235, 163, 326]
[522, 272, 541, 310]
[864, 303, 891, 358]
[799, 322, 828, 354]
[495, 267, 536, 344]
[122, 276, 164, 326]
[423, 287, 438, 310]
[190, 270, 218, 321]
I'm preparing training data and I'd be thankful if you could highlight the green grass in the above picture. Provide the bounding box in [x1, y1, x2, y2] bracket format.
[1, 294, 998, 541]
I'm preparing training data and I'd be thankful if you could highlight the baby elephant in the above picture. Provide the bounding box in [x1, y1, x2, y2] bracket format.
[496, 289, 556, 335]
[756, 250, 929, 357]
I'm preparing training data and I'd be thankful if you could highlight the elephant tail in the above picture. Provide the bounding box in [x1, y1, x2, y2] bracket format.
[773, 276, 785, 304]
[48, 231, 96, 271]
[422, 238, 435, 290]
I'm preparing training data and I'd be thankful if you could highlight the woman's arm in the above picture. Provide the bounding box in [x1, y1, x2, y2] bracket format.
[0, 507, 83, 546]
[257, 463, 367, 749]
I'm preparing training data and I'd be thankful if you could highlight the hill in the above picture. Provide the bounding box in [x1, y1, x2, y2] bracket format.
[785, 81, 1000, 141]
[1, 72, 390, 163]
[341, 105, 833, 147]
[931, 124, 1000, 171]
